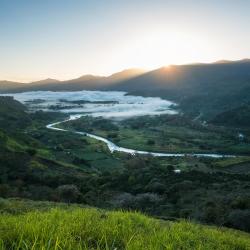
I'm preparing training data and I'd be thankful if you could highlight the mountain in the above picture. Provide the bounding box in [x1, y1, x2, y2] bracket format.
[1, 60, 250, 118]
[0, 80, 26, 91]
[214, 58, 250, 64]
[31, 78, 61, 84]
[111, 59, 250, 92]
[211, 105, 250, 127]
[72, 74, 101, 82]
[107, 68, 146, 82]
[109, 60, 250, 118]
[0, 68, 146, 92]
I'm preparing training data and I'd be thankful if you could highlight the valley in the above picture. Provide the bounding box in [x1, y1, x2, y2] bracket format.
[1, 1, 250, 248]
[0, 93, 250, 234]
[55, 114, 249, 157]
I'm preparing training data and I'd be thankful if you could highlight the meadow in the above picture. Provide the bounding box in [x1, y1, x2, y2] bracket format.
[0, 199, 249, 250]
[61, 114, 250, 155]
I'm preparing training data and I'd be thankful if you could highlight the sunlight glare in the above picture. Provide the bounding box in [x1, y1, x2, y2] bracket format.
[112, 28, 216, 72]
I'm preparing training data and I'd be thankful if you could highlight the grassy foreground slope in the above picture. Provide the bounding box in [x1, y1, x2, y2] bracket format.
[0, 200, 249, 250]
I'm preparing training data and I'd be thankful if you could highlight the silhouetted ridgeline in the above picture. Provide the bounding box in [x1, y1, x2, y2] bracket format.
[1, 60, 250, 119]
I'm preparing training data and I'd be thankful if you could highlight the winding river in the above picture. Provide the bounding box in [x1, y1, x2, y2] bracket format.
[46, 115, 235, 159]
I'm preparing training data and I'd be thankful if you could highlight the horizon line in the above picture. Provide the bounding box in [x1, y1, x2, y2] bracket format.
[1, 58, 249, 83]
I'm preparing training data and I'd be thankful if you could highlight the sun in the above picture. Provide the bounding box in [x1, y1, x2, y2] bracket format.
[110, 28, 215, 72]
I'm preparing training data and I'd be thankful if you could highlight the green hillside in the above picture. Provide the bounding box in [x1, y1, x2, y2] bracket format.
[112, 61, 250, 119]
[0, 96, 30, 131]
[212, 105, 250, 127]
[0, 199, 249, 250]
[0, 96, 250, 233]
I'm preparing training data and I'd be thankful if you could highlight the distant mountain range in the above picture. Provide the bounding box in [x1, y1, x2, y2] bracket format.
[0, 68, 146, 92]
[1, 59, 250, 119]
[1, 59, 250, 93]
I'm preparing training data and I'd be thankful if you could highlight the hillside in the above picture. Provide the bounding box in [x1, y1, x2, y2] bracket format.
[0, 97, 93, 203]
[111, 60, 250, 118]
[0, 199, 249, 250]
[211, 105, 250, 127]
[0, 96, 250, 233]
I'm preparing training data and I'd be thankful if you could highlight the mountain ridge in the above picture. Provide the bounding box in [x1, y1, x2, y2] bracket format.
[1, 59, 250, 118]
[1, 59, 249, 88]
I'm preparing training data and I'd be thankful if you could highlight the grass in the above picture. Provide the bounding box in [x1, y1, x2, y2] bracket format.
[30, 127, 123, 172]
[0, 202, 249, 250]
[60, 115, 250, 155]
[0, 198, 86, 215]
[213, 156, 250, 168]
[115, 126, 249, 154]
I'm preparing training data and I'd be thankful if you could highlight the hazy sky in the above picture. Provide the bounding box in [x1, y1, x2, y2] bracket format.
[1, 0, 250, 82]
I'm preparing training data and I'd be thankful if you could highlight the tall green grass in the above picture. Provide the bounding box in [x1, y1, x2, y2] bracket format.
[0, 207, 249, 249]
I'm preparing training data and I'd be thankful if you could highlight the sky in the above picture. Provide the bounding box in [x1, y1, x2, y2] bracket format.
[0, 0, 250, 82]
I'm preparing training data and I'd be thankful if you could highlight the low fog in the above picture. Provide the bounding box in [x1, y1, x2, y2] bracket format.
[1, 91, 178, 118]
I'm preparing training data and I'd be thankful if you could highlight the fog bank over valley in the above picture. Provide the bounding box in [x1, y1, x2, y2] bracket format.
[1, 91, 178, 118]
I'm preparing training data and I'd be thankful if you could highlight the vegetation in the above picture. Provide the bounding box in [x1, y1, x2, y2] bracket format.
[0, 96, 250, 242]
[0, 199, 249, 250]
[61, 114, 250, 155]
[112, 60, 250, 119]
[1, 60, 250, 121]
[212, 105, 250, 127]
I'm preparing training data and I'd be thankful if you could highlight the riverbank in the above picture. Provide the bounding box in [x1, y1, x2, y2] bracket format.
[47, 114, 235, 158]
